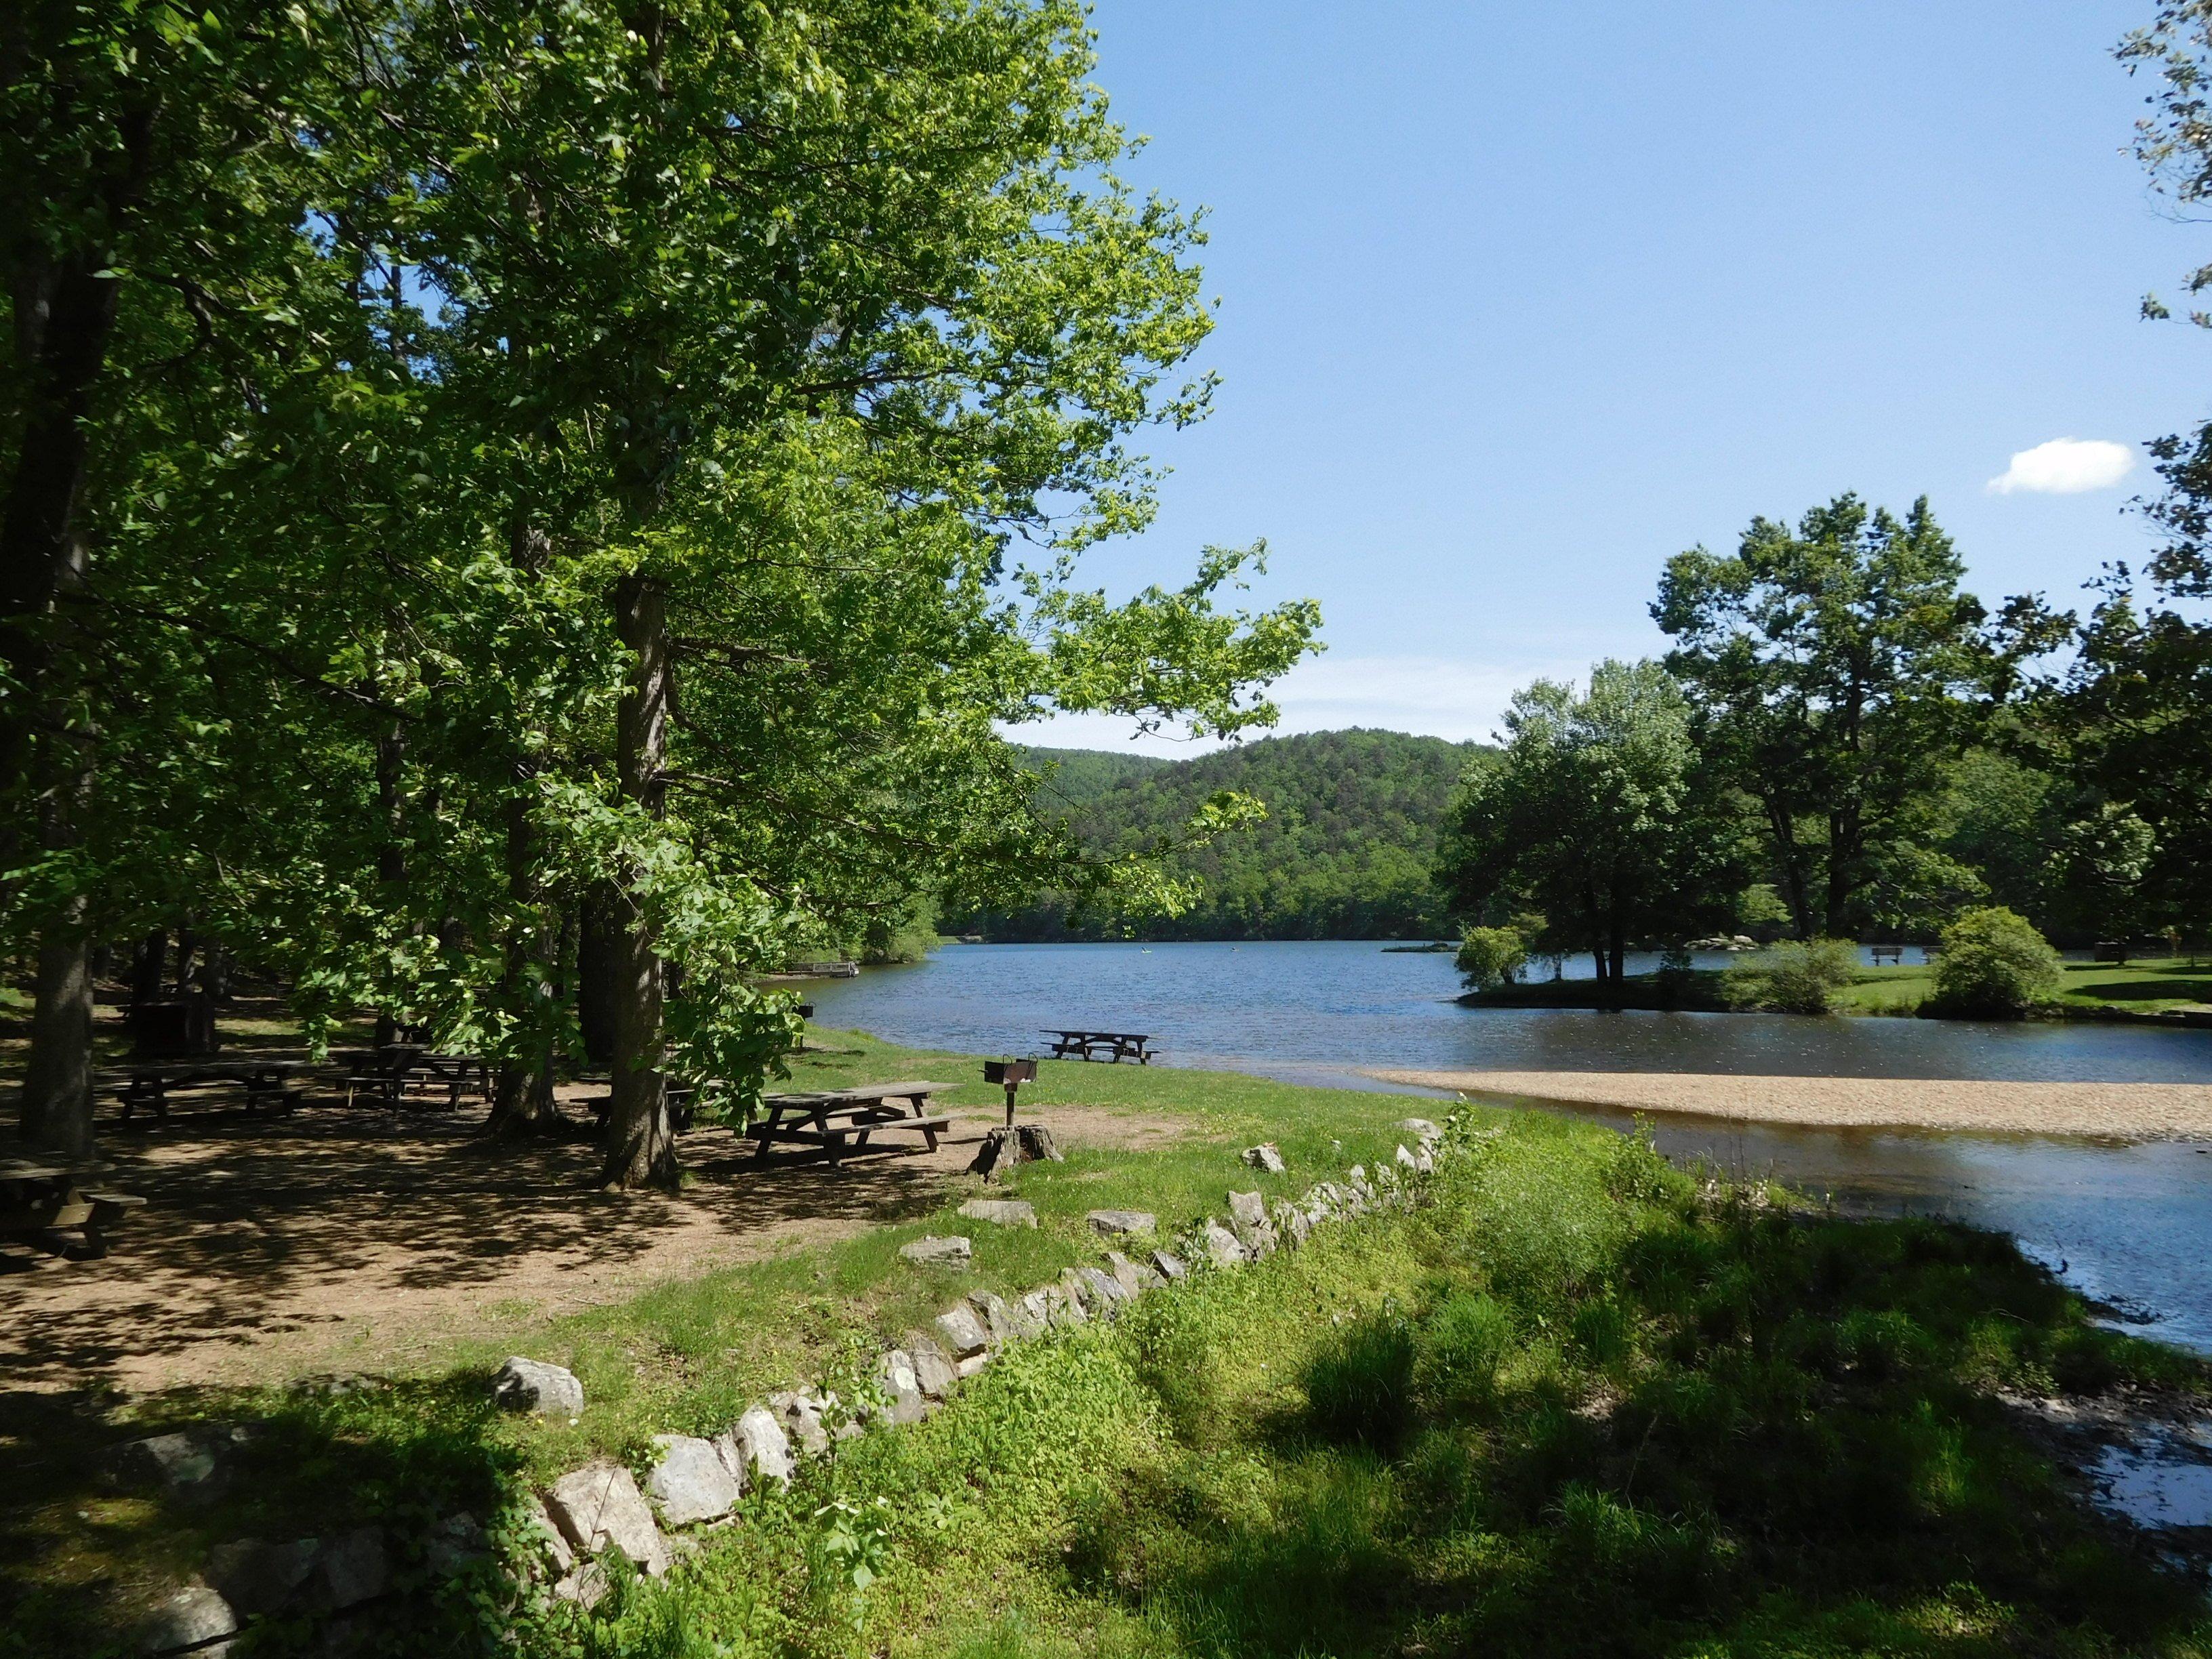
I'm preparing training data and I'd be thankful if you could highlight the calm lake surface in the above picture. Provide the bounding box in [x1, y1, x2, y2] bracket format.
[806, 941, 2212, 1352]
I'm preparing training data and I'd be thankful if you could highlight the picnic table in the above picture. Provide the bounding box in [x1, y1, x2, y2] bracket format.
[0, 1158, 145, 1257]
[751, 1080, 953, 1165]
[1870, 946, 1904, 966]
[335, 1046, 489, 1110]
[106, 1058, 315, 1123]
[1042, 1029, 1158, 1064]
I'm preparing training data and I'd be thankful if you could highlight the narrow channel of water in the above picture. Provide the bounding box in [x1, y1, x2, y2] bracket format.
[804, 941, 2212, 1352]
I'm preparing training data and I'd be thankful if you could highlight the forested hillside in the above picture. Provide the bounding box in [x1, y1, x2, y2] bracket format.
[956, 729, 1478, 939]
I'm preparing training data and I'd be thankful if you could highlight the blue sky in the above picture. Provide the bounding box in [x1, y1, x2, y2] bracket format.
[1027, 0, 2212, 752]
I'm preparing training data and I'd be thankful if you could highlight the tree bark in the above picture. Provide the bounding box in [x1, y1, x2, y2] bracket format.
[600, 573, 677, 1189]
[373, 722, 407, 1048]
[575, 883, 620, 1066]
[487, 777, 564, 1136]
[21, 897, 94, 1158]
[1824, 806, 1862, 939]
[1761, 791, 1816, 941]
[129, 928, 168, 1008]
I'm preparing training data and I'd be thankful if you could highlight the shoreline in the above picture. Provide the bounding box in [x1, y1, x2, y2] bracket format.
[1368, 1067, 2212, 1140]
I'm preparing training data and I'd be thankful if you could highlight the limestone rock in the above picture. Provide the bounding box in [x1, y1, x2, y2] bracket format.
[1040, 1279, 1086, 1326]
[878, 1350, 928, 1426]
[904, 1332, 958, 1399]
[1227, 1190, 1278, 1257]
[493, 1357, 584, 1417]
[1077, 1265, 1128, 1313]
[935, 1303, 991, 1358]
[1151, 1250, 1188, 1282]
[899, 1234, 973, 1267]
[204, 1537, 319, 1614]
[319, 1526, 388, 1609]
[1061, 1265, 1105, 1317]
[969, 1123, 1063, 1180]
[1086, 1208, 1157, 1237]
[955, 1350, 992, 1378]
[1397, 1118, 1443, 1144]
[138, 1584, 237, 1656]
[1395, 1143, 1420, 1172]
[1242, 1143, 1286, 1174]
[1104, 1250, 1155, 1297]
[1202, 1221, 1248, 1267]
[529, 1498, 575, 1574]
[552, 1559, 611, 1610]
[108, 1429, 228, 1507]
[546, 1464, 670, 1576]
[1019, 1287, 1057, 1330]
[770, 1390, 832, 1458]
[1414, 1145, 1435, 1174]
[1273, 1201, 1311, 1249]
[958, 1198, 1037, 1228]
[735, 1405, 796, 1488]
[425, 1512, 488, 1577]
[646, 1434, 741, 1526]
[979, 1288, 1044, 1341]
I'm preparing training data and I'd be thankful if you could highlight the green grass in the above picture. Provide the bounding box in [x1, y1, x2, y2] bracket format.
[5, 1040, 2209, 1656]
[1469, 956, 2212, 1021]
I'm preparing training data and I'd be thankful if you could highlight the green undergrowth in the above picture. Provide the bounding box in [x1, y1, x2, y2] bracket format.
[7, 1044, 2209, 1655]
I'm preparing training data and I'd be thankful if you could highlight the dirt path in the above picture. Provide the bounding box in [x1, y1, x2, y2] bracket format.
[0, 1093, 1188, 1398]
[1370, 1068, 2212, 1139]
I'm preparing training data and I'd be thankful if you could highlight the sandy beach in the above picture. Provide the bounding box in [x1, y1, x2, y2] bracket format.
[1369, 1069, 2212, 1140]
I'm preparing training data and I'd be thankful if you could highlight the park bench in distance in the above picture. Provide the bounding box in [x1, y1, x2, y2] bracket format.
[750, 1080, 953, 1165]
[1042, 1029, 1158, 1064]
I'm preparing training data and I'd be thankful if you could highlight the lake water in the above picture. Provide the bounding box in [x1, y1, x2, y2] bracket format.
[806, 941, 2212, 1352]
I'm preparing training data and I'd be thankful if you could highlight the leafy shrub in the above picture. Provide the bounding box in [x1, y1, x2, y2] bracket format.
[1456, 926, 1528, 990]
[1303, 1311, 1415, 1449]
[1414, 1292, 1515, 1414]
[1929, 905, 2063, 1017]
[1721, 937, 1859, 1014]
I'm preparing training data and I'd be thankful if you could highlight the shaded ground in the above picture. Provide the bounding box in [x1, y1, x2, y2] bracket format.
[1372, 1067, 2212, 1138]
[1, 1078, 1189, 1398]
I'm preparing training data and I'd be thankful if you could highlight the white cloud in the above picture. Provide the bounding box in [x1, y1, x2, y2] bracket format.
[1986, 437, 2136, 495]
[1006, 654, 1591, 756]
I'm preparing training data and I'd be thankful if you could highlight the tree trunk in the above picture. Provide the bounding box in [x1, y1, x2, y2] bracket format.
[576, 883, 620, 1066]
[21, 899, 94, 1158]
[373, 722, 407, 1048]
[1824, 807, 1862, 939]
[1761, 792, 1816, 940]
[129, 929, 168, 1008]
[487, 778, 564, 1136]
[600, 573, 677, 1189]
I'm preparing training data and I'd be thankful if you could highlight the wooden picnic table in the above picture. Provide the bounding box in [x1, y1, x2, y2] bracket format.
[0, 1158, 145, 1257]
[751, 1080, 954, 1165]
[1042, 1028, 1158, 1064]
[105, 1058, 316, 1123]
[335, 1046, 489, 1110]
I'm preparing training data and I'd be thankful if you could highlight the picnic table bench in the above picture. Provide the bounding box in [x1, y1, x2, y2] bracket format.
[1870, 945, 1904, 966]
[752, 1080, 953, 1165]
[106, 1058, 315, 1124]
[588, 1080, 700, 1135]
[335, 1046, 489, 1110]
[0, 1159, 146, 1257]
[1042, 1029, 1158, 1064]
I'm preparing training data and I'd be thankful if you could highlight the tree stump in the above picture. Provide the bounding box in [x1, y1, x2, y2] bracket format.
[968, 1123, 1064, 1181]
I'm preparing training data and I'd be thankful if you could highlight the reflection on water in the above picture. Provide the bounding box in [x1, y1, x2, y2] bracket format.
[2093, 1429, 2212, 1530]
[803, 941, 2212, 1352]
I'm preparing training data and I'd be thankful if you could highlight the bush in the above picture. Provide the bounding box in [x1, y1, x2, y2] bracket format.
[1456, 926, 1528, 990]
[1414, 1292, 1515, 1415]
[1929, 906, 2063, 1017]
[1721, 938, 1858, 1015]
[1303, 1311, 1415, 1449]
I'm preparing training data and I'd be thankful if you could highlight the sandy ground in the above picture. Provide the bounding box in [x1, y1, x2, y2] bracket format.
[0, 1086, 1189, 1399]
[1370, 1069, 2212, 1140]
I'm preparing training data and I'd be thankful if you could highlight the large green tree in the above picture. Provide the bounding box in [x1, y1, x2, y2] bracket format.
[1437, 660, 1742, 980]
[1652, 495, 1996, 940]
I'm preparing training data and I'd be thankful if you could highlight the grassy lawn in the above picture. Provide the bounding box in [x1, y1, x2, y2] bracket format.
[1469, 956, 2212, 1021]
[6, 1036, 2209, 1655]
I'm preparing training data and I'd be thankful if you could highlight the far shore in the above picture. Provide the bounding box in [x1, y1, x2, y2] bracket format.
[1370, 1067, 2212, 1141]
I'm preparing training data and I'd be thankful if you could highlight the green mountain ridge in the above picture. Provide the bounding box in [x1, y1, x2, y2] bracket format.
[956, 728, 1481, 940]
